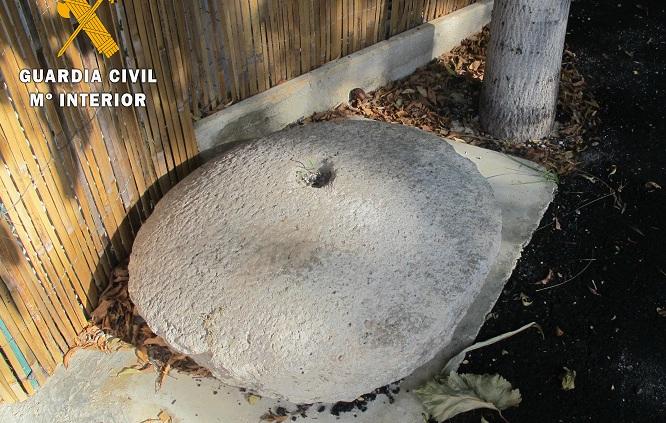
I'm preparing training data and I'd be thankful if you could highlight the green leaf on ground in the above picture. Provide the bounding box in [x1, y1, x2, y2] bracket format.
[415, 372, 521, 422]
[561, 367, 576, 391]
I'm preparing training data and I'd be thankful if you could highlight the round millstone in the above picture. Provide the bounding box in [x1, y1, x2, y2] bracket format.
[129, 120, 502, 404]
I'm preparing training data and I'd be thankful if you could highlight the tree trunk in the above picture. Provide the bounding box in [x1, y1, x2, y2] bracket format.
[480, 0, 572, 141]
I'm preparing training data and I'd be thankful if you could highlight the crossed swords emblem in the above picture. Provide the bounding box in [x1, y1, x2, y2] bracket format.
[57, 0, 119, 58]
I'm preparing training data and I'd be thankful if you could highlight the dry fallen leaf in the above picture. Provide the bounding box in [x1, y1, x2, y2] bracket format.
[63, 346, 82, 368]
[136, 346, 149, 364]
[106, 337, 130, 352]
[65, 262, 209, 380]
[245, 393, 261, 405]
[645, 181, 662, 191]
[520, 292, 534, 307]
[143, 337, 171, 348]
[260, 410, 289, 422]
[91, 298, 114, 322]
[140, 410, 172, 423]
[536, 269, 555, 285]
[304, 26, 597, 177]
[158, 410, 172, 423]
[155, 362, 172, 392]
[154, 354, 186, 392]
[116, 366, 142, 377]
[555, 326, 565, 337]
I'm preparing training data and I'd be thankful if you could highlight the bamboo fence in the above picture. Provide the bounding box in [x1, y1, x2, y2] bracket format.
[0, 0, 474, 402]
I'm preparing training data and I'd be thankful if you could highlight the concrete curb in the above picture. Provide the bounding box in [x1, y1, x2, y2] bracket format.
[195, 0, 493, 153]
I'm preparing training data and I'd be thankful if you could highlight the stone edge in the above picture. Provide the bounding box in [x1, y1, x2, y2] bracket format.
[403, 141, 557, 388]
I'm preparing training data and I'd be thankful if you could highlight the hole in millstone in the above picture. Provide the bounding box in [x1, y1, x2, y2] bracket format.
[292, 158, 336, 188]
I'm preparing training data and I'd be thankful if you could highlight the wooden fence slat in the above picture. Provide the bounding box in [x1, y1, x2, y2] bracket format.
[1, 1, 108, 297]
[262, 0, 276, 85]
[0, 84, 101, 314]
[0, 123, 88, 331]
[0, 218, 70, 359]
[293, 0, 303, 76]
[0, 4, 113, 281]
[101, 1, 158, 220]
[0, 299, 45, 392]
[0, 361, 20, 403]
[0, 348, 26, 402]
[0, 134, 88, 332]
[119, 1, 174, 195]
[165, 2, 201, 164]
[145, 0, 188, 177]
[31, 2, 132, 284]
[314, 0, 321, 65]
[140, 1, 185, 180]
[249, 0, 269, 91]
[195, 1, 219, 112]
[132, 1, 181, 188]
[331, 0, 342, 59]
[183, 2, 207, 115]
[26, 1, 132, 261]
[275, 0, 285, 79]
[206, 1, 230, 107]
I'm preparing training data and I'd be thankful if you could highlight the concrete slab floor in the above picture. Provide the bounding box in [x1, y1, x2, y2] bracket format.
[0, 140, 555, 423]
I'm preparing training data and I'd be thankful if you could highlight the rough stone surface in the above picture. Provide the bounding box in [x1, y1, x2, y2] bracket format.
[129, 120, 502, 404]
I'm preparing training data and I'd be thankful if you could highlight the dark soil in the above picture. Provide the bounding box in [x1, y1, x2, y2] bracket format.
[454, 1, 666, 422]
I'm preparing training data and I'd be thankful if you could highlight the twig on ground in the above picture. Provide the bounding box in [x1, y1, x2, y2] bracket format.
[536, 259, 595, 292]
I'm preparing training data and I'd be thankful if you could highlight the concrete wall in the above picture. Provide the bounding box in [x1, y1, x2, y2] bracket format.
[195, 0, 493, 154]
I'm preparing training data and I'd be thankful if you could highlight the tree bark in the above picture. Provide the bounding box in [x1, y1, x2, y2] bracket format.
[480, 0, 572, 141]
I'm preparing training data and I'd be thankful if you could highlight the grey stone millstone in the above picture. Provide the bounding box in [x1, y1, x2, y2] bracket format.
[128, 120, 502, 404]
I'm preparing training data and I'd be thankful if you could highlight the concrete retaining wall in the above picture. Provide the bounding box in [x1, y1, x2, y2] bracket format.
[195, 0, 493, 153]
